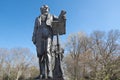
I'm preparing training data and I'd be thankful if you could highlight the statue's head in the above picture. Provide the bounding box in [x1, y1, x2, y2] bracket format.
[40, 5, 50, 14]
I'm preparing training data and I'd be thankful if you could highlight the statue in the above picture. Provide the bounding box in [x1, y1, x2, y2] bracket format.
[32, 5, 66, 79]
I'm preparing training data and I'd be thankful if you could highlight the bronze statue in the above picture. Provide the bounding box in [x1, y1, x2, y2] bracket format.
[32, 5, 66, 79]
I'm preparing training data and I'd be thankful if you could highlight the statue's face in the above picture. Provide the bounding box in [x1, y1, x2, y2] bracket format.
[41, 5, 49, 14]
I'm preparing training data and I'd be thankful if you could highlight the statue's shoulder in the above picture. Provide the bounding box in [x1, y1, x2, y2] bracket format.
[35, 16, 40, 21]
[36, 16, 40, 19]
[47, 13, 54, 18]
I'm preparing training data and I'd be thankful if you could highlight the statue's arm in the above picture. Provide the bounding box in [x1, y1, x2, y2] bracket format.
[53, 10, 66, 21]
[53, 15, 59, 21]
[32, 17, 38, 44]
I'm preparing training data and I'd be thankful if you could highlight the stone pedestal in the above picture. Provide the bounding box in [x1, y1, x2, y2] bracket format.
[36, 78, 64, 80]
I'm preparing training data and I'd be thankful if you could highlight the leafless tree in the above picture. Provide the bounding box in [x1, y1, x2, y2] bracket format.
[64, 30, 120, 80]
[65, 32, 92, 80]
[0, 48, 38, 80]
[89, 30, 120, 80]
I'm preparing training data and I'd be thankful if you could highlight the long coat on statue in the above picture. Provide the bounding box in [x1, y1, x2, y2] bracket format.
[32, 13, 57, 57]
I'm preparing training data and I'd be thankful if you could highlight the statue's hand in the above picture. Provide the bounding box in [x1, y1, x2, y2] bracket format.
[61, 10, 66, 15]
[62, 15, 66, 20]
[59, 10, 66, 21]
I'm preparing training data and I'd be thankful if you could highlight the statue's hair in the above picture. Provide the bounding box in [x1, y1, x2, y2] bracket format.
[40, 5, 50, 12]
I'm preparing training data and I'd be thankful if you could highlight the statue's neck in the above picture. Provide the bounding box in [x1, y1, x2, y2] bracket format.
[41, 12, 48, 16]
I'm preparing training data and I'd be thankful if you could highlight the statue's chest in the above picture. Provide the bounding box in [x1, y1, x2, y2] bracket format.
[41, 15, 47, 22]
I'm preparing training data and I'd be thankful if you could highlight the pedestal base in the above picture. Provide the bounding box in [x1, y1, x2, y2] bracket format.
[37, 78, 64, 80]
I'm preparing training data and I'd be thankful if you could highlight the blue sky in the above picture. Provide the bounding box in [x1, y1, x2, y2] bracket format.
[0, 0, 120, 53]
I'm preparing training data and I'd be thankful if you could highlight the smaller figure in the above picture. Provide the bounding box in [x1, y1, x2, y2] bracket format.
[52, 39, 64, 78]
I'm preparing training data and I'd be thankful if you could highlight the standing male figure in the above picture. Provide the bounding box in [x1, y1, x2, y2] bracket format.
[32, 5, 58, 79]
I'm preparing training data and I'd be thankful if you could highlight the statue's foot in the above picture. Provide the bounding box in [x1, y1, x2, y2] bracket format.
[48, 76, 52, 79]
[34, 75, 40, 79]
[41, 75, 45, 79]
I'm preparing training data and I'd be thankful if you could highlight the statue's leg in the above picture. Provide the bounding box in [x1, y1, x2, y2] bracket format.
[39, 56, 42, 76]
[47, 37, 53, 78]
[39, 55, 45, 79]
[47, 37, 52, 54]
[36, 42, 46, 79]
[47, 54, 53, 78]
